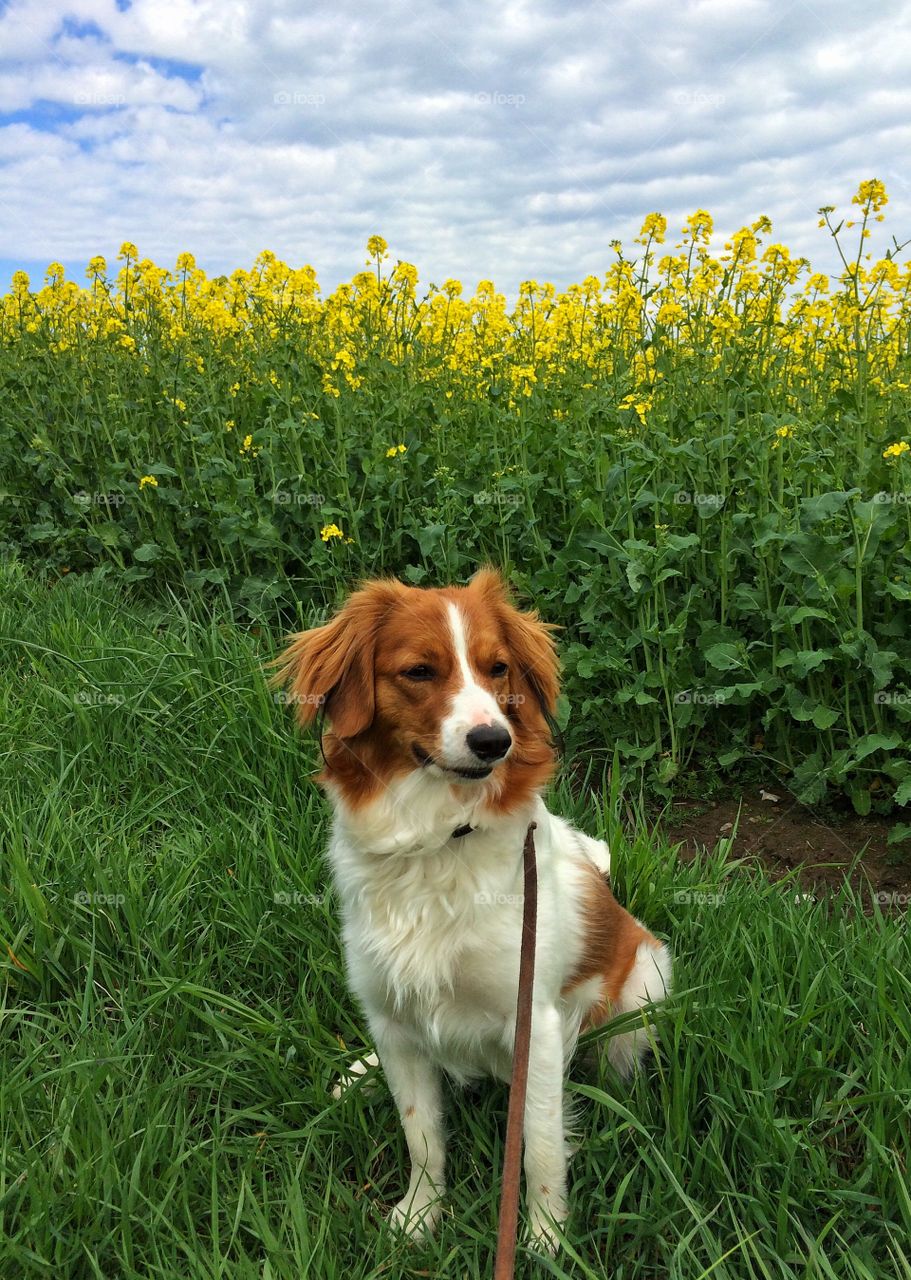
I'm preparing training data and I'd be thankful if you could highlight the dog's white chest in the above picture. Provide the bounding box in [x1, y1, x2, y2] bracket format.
[334, 827, 528, 1067]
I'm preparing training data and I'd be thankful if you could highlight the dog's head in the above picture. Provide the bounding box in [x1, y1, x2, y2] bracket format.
[269, 567, 559, 809]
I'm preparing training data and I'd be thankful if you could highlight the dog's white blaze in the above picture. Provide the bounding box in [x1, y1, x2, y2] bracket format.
[438, 602, 511, 764]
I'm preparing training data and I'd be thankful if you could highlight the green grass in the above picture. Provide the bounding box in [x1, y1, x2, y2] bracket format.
[1, 559, 910, 1278]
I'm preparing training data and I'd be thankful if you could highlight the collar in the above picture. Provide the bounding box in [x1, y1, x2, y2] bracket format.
[450, 823, 475, 839]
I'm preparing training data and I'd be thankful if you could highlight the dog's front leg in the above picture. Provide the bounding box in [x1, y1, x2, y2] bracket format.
[523, 1002, 568, 1252]
[372, 1016, 446, 1237]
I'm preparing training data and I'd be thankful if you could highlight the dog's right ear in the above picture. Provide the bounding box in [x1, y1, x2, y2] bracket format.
[471, 565, 560, 716]
[268, 580, 403, 739]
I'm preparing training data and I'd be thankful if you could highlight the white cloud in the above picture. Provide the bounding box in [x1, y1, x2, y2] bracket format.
[0, 0, 910, 291]
[0, 59, 201, 112]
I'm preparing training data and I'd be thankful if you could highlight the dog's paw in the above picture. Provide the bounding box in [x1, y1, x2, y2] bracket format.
[388, 1188, 443, 1239]
[330, 1051, 379, 1099]
[527, 1197, 567, 1255]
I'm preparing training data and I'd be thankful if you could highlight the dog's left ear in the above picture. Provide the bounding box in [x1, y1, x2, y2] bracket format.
[268, 580, 404, 739]
[470, 567, 560, 716]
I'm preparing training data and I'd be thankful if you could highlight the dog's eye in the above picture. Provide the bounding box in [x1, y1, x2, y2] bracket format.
[402, 664, 435, 681]
[490, 661, 508, 678]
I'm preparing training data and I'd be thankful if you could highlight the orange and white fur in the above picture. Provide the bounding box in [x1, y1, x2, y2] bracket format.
[271, 568, 671, 1250]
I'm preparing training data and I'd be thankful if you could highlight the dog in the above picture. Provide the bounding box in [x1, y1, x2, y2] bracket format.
[270, 567, 671, 1250]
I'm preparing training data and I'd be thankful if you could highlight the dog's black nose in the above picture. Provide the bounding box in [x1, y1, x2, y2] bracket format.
[465, 724, 512, 762]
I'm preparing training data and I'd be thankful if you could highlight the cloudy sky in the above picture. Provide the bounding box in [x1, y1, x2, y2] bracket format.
[1, 0, 910, 294]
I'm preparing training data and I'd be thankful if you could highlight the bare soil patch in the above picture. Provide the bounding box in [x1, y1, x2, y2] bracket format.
[660, 789, 911, 905]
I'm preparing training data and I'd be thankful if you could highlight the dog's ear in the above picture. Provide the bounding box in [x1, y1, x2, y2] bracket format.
[269, 580, 403, 739]
[470, 566, 560, 716]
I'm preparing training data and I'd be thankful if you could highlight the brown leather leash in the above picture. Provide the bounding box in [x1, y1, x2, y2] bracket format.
[493, 821, 538, 1280]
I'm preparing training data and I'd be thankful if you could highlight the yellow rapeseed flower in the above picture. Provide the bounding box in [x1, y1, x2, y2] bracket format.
[1, 183, 902, 459]
[883, 441, 909, 461]
[657, 301, 686, 325]
[618, 392, 652, 423]
[139, 475, 158, 489]
[684, 209, 714, 244]
[638, 213, 667, 244]
[321, 523, 345, 541]
[393, 262, 418, 289]
[386, 443, 407, 457]
[852, 179, 888, 213]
